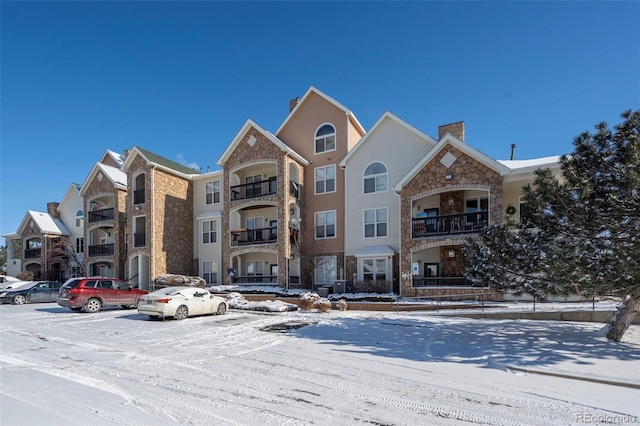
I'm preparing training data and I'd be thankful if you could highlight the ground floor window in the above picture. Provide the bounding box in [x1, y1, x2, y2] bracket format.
[202, 260, 218, 284]
[246, 261, 264, 277]
[361, 258, 387, 282]
[314, 256, 336, 285]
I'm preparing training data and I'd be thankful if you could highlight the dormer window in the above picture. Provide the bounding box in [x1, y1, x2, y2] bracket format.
[315, 124, 336, 154]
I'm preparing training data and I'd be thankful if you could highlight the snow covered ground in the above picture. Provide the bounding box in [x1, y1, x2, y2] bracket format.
[1, 301, 639, 425]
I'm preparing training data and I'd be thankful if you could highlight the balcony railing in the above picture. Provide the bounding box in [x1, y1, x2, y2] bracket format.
[412, 211, 489, 238]
[289, 181, 300, 199]
[88, 243, 115, 257]
[88, 208, 114, 223]
[24, 248, 41, 259]
[413, 277, 473, 287]
[133, 189, 145, 205]
[134, 233, 146, 247]
[231, 274, 278, 284]
[231, 227, 277, 246]
[230, 177, 277, 201]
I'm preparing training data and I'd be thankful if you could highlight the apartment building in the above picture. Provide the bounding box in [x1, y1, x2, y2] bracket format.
[3, 88, 562, 297]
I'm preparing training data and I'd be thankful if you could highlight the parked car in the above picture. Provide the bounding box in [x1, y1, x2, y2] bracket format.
[57, 277, 148, 313]
[138, 286, 228, 320]
[0, 280, 34, 291]
[0, 275, 20, 284]
[0, 281, 64, 305]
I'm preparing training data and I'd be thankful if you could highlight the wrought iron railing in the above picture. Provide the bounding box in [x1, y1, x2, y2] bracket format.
[88, 208, 114, 223]
[413, 277, 473, 287]
[133, 189, 145, 205]
[134, 233, 146, 247]
[231, 274, 278, 284]
[231, 227, 277, 246]
[230, 177, 277, 201]
[24, 248, 41, 259]
[412, 211, 489, 238]
[88, 243, 115, 257]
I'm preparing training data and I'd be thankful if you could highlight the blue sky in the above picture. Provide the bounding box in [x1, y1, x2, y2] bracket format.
[1, 1, 639, 241]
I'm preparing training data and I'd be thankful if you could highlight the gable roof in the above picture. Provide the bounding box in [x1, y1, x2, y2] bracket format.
[275, 86, 366, 136]
[101, 150, 125, 167]
[7, 210, 71, 238]
[58, 183, 82, 210]
[80, 162, 127, 196]
[339, 111, 437, 167]
[394, 133, 511, 192]
[122, 146, 202, 178]
[217, 119, 309, 166]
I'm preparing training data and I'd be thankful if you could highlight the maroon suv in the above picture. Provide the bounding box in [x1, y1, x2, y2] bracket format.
[57, 277, 148, 313]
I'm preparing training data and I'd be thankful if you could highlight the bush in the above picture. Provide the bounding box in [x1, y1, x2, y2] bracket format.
[336, 299, 348, 311]
[314, 298, 331, 313]
[299, 292, 320, 310]
[16, 271, 34, 281]
[352, 279, 389, 294]
[153, 274, 206, 289]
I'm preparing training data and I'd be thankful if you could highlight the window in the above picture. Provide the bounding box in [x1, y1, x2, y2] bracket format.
[363, 258, 387, 282]
[202, 261, 218, 284]
[465, 197, 489, 212]
[519, 198, 533, 223]
[202, 220, 217, 244]
[315, 165, 336, 194]
[315, 124, 336, 154]
[315, 210, 336, 239]
[247, 261, 264, 277]
[205, 180, 220, 204]
[364, 208, 387, 237]
[364, 162, 387, 193]
[75, 210, 84, 228]
[315, 256, 336, 284]
[246, 175, 262, 197]
[75, 237, 84, 254]
[133, 173, 146, 205]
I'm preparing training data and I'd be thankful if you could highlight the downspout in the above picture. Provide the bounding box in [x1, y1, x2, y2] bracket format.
[150, 165, 156, 286]
[340, 163, 348, 283]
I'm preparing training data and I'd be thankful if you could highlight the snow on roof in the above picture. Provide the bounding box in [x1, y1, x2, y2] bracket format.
[498, 156, 562, 171]
[105, 150, 125, 166]
[27, 210, 70, 236]
[99, 163, 127, 189]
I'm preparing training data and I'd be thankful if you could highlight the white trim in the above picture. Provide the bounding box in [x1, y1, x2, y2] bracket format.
[314, 164, 337, 195]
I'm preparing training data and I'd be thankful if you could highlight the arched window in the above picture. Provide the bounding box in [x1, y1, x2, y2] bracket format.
[315, 124, 336, 154]
[75, 209, 84, 228]
[364, 162, 388, 193]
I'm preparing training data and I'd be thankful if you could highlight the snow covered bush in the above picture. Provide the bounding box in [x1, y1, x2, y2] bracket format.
[336, 299, 348, 311]
[300, 292, 320, 311]
[225, 292, 298, 312]
[153, 274, 206, 288]
[16, 271, 34, 281]
[314, 297, 331, 313]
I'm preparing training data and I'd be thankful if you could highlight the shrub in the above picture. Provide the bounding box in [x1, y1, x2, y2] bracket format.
[16, 271, 34, 281]
[352, 279, 389, 294]
[314, 298, 331, 313]
[153, 274, 206, 289]
[299, 292, 320, 310]
[336, 299, 348, 311]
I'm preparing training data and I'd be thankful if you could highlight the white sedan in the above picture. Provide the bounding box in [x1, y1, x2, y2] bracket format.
[137, 287, 228, 320]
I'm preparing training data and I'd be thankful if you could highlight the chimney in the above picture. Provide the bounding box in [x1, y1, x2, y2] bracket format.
[510, 144, 516, 160]
[47, 202, 60, 219]
[289, 97, 300, 112]
[438, 121, 465, 142]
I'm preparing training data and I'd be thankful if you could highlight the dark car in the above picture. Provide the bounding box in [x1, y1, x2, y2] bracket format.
[57, 277, 148, 313]
[0, 281, 64, 305]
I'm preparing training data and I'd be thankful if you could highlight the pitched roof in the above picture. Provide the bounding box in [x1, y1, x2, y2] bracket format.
[339, 111, 437, 167]
[80, 162, 127, 196]
[122, 146, 202, 177]
[217, 119, 309, 166]
[275, 86, 366, 136]
[6, 211, 71, 238]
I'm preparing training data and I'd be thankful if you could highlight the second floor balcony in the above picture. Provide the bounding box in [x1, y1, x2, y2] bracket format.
[231, 177, 277, 201]
[88, 208, 115, 223]
[412, 211, 489, 238]
[88, 243, 115, 257]
[24, 248, 41, 259]
[231, 227, 277, 246]
[134, 233, 146, 248]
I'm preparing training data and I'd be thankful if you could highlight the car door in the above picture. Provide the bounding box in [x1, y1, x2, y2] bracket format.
[114, 280, 137, 305]
[98, 280, 118, 306]
[28, 283, 48, 303]
[43, 282, 61, 302]
[188, 290, 209, 316]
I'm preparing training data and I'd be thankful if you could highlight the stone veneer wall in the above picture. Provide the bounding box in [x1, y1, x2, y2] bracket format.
[398, 145, 503, 297]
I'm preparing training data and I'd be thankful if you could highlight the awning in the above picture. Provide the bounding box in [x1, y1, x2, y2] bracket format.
[354, 245, 395, 258]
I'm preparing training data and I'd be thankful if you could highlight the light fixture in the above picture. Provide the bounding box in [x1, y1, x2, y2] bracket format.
[448, 249, 456, 258]
[445, 173, 453, 180]
[448, 196, 454, 205]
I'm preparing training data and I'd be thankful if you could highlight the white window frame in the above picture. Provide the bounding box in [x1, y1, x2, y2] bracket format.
[364, 207, 388, 238]
[246, 261, 264, 277]
[315, 165, 336, 194]
[75, 237, 84, 254]
[314, 256, 337, 285]
[465, 196, 489, 212]
[363, 162, 388, 194]
[315, 210, 336, 239]
[361, 258, 388, 282]
[205, 180, 221, 205]
[314, 123, 336, 154]
[75, 210, 84, 228]
[202, 220, 217, 244]
[202, 260, 218, 284]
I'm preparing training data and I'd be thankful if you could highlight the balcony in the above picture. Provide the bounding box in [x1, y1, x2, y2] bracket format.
[88, 243, 115, 257]
[88, 208, 115, 223]
[231, 274, 278, 284]
[134, 233, 146, 247]
[133, 189, 145, 205]
[413, 277, 472, 287]
[24, 248, 41, 259]
[412, 211, 489, 238]
[230, 177, 277, 201]
[289, 181, 301, 199]
[231, 227, 277, 246]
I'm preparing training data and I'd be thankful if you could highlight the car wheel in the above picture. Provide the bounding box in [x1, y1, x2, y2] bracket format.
[70, 307, 82, 312]
[216, 303, 227, 315]
[12, 295, 27, 305]
[174, 305, 188, 320]
[84, 298, 102, 313]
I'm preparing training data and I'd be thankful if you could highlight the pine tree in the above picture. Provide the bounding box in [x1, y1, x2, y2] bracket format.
[464, 110, 639, 341]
